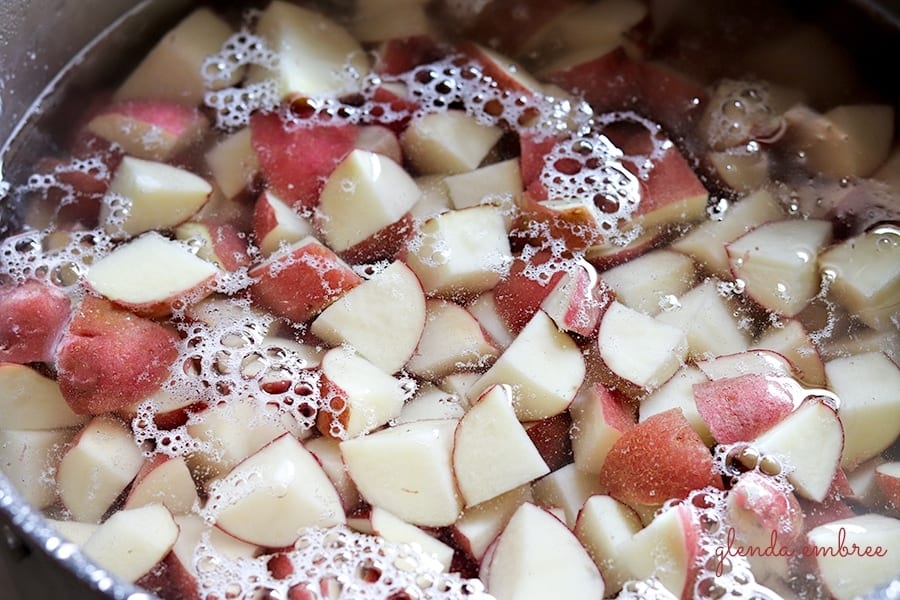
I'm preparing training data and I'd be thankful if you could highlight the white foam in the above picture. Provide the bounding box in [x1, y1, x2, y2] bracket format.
[0, 227, 115, 290]
[193, 525, 489, 600]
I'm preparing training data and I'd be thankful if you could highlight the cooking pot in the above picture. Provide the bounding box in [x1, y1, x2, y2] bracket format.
[1, 1, 899, 599]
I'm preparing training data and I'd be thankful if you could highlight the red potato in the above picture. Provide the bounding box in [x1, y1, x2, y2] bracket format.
[598, 408, 722, 511]
[540, 260, 611, 337]
[372, 35, 447, 76]
[603, 121, 709, 234]
[84, 231, 221, 318]
[728, 470, 805, 544]
[693, 374, 797, 444]
[518, 131, 561, 189]
[456, 0, 580, 56]
[453, 385, 550, 507]
[479, 502, 605, 600]
[316, 149, 421, 263]
[0, 279, 71, 364]
[543, 45, 641, 115]
[84, 98, 209, 162]
[616, 502, 704, 600]
[100, 156, 213, 238]
[531, 463, 606, 527]
[348, 507, 455, 571]
[252, 189, 315, 257]
[209, 433, 346, 548]
[804, 514, 900, 600]
[726, 470, 805, 579]
[544, 48, 708, 136]
[458, 42, 544, 97]
[56, 415, 147, 522]
[123, 454, 199, 515]
[246, 0, 371, 101]
[524, 411, 573, 473]
[874, 462, 900, 509]
[0, 363, 87, 429]
[569, 382, 636, 475]
[452, 485, 533, 562]
[741, 397, 844, 503]
[113, 7, 241, 104]
[574, 494, 643, 596]
[799, 479, 856, 531]
[157, 514, 259, 600]
[311, 260, 427, 374]
[354, 125, 403, 164]
[82, 504, 179, 584]
[492, 250, 566, 332]
[516, 123, 707, 255]
[315, 346, 407, 439]
[55, 296, 180, 414]
[174, 220, 251, 272]
[250, 111, 358, 210]
[249, 236, 363, 324]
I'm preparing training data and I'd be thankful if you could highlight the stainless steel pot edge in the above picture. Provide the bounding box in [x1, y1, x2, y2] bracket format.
[0, 3, 187, 596]
[0, 476, 155, 600]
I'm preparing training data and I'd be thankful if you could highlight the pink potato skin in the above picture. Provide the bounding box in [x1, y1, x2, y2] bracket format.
[85, 98, 209, 161]
[492, 251, 566, 333]
[598, 408, 722, 508]
[250, 111, 358, 211]
[693, 374, 796, 444]
[0, 280, 71, 364]
[56, 296, 180, 415]
[249, 240, 363, 324]
[729, 470, 805, 546]
[201, 221, 252, 272]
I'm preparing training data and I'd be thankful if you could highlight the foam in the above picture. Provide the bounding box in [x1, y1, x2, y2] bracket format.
[193, 525, 489, 600]
[0, 227, 115, 290]
[202, 30, 281, 130]
[703, 79, 786, 151]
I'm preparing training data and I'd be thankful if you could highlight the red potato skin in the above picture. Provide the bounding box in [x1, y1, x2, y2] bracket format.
[518, 132, 561, 189]
[0, 280, 71, 364]
[55, 296, 180, 415]
[85, 98, 209, 160]
[545, 49, 708, 138]
[89, 98, 206, 135]
[729, 470, 805, 548]
[315, 368, 352, 439]
[456, 0, 581, 56]
[692, 374, 796, 444]
[367, 86, 420, 133]
[30, 148, 119, 228]
[598, 408, 722, 507]
[373, 35, 449, 76]
[514, 122, 706, 253]
[525, 412, 574, 472]
[250, 111, 358, 211]
[492, 250, 566, 332]
[874, 468, 900, 510]
[545, 47, 642, 116]
[593, 382, 637, 433]
[601, 121, 708, 224]
[798, 470, 857, 531]
[249, 240, 363, 324]
[337, 214, 416, 265]
[193, 220, 252, 272]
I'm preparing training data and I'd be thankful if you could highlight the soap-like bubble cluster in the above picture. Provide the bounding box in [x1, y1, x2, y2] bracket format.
[701, 79, 787, 151]
[0, 227, 114, 289]
[206, 79, 281, 130]
[201, 28, 281, 129]
[21, 157, 110, 208]
[193, 525, 490, 600]
[131, 297, 328, 456]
